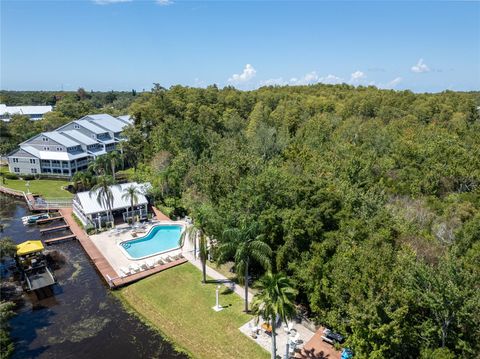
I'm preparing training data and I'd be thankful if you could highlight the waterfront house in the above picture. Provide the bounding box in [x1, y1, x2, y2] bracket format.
[7, 114, 132, 177]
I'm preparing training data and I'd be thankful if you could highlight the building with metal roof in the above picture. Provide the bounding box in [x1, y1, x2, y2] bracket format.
[73, 182, 150, 227]
[7, 113, 131, 178]
[0, 104, 52, 122]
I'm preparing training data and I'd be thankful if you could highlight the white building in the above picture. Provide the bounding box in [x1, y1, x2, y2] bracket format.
[0, 104, 53, 122]
[7, 114, 133, 177]
[73, 182, 150, 228]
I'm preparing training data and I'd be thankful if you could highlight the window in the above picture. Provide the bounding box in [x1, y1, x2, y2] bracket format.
[74, 124, 80, 129]
[14, 167, 20, 173]
[29, 159, 36, 164]
[43, 146, 49, 151]
[57, 147, 62, 151]
[12, 158, 19, 163]
[42, 137, 48, 142]
[31, 168, 37, 174]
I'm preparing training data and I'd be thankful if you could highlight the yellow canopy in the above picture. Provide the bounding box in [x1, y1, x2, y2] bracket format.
[16, 240, 44, 256]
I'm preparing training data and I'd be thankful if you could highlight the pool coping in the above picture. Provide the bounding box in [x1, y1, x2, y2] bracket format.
[118, 223, 186, 261]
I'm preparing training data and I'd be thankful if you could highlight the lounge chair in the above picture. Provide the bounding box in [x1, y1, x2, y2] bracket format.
[146, 259, 155, 268]
[140, 262, 148, 270]
[157, 258, 165, 265]
[120, 266, 131, 277]
[164, 256, 173, 263]
[129, 263, 140, 272]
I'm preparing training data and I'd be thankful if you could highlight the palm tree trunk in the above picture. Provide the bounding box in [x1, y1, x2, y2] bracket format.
[111, 162, 116, 181]
[194, 233, 197, 260]
[201, 258, 206, 283]
[244, 261, 249, 312]
[271, 318, 277, 359]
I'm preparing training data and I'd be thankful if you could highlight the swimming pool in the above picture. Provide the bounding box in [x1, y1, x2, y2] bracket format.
[119, 224, 184, 260]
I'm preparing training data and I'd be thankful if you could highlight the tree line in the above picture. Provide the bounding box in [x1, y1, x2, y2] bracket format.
[125, 83, 479, 358]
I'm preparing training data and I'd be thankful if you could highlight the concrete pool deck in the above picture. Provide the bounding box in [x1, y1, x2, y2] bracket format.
[89, 220, 186, 276]
[60, 208, 188, 288]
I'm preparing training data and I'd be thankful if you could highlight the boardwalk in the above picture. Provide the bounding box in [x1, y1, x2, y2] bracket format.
[152, 206, 171, 221]
[294, 327, 341, 359]
[39, 224, 69, 233]
[44, 234, 77, 245]
[59, 208, 187, 289]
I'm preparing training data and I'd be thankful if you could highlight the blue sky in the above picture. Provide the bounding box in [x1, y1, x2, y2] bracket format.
[1, 0, 479, 92]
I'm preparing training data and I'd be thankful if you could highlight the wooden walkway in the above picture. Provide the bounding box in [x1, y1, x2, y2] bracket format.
[40, 224, 69, 233]
[36, 216, 64, 224]
[59, 208, 186, 289]
[44, 234, 76, 245]
[152, 206, 172, 221]
[294, 327, 341, 359]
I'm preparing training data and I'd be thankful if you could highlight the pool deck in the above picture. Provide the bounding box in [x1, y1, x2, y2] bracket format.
[59, 208, 187, 289]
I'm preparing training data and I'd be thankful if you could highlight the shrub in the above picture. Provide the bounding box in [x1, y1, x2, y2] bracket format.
[21, 175, 34, 181]
[4, 173, 18, 180]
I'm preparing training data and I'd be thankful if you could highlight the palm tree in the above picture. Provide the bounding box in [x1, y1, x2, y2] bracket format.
[122, 184, 141, 225]
[72, 171, 92, 192]
[88, 155, 108, 176]
[186, 206, 210, 283]
[89, 175, 115, 229]
[217, 222, 272, 312]
[252, 273, 297, 359]
[107, 150, 122, 181]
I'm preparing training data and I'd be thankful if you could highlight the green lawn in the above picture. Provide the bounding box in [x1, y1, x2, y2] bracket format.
[117, 263, 269, 359]
[0, 167, 72, 198]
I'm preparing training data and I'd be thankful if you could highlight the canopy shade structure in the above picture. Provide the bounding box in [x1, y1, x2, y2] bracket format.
[17, 240, 44, 256]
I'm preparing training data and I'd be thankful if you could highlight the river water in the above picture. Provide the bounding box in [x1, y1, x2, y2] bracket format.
[0, 195, 187, 359]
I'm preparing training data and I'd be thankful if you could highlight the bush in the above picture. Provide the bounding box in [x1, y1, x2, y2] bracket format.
[21, 175, 34, 180]
[86, 224, 96, 235]
[3, 173, 18, 180]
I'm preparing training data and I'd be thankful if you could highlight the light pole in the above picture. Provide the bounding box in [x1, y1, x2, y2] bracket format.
[212, 285, 223, 312]
[25, 181, 30, 194]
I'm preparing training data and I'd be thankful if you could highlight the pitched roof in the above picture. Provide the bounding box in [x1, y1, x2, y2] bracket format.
[43, 131, 80, 148]
[75, 182, 150, 215]
[74, 120, 109, 134]
[60, 130, 98, 145]
[0, 104, 52, 116]
[85, 114, 128, 133]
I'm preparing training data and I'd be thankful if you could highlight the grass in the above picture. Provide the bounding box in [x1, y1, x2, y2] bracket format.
[117, 263, 269, 359]
[1, 166, 73, 198]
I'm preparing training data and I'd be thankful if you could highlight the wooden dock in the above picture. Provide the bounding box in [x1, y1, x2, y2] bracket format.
[59, 208, 186, 289]
[44, 234, 76, 245]
[36, 216, 64, 224]
[40, 224, 69, 233]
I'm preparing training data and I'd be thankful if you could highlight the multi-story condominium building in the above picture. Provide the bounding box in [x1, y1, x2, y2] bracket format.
[0, 104, 53, 122]
[7, 114, 132, 178]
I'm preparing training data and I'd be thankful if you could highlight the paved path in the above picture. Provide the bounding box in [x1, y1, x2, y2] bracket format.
[182, 240, 253, 303]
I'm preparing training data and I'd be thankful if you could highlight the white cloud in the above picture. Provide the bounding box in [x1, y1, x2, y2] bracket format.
[260, 78, 287, 86]
[386, 77, 403, 88]
[155, 0, 173, 5]
[350, 70, 366, 83]
[228, 64, 257, 84]
[320, 74, 342, 84]
[411, 58, 430, 73]
[92, 0, 131, 4]
[260, 72, 343, 87]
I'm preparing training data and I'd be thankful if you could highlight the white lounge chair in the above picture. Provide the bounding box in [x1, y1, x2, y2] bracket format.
[140, 262, 148, 270]
[146, 259, 155, 268]
[129, 263, 140, 272]
[120, 266, 131, 277]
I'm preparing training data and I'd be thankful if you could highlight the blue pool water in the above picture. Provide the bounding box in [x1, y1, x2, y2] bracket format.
[120, 225, 183, 259]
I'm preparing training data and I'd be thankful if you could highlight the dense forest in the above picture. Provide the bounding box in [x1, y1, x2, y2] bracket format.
[124, 84, 479, 358]
[0, 89, 137, 155]
[3, 85, 480, 357]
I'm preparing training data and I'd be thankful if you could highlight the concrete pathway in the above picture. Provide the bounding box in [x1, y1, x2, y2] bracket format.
[182, 239, 253, 303]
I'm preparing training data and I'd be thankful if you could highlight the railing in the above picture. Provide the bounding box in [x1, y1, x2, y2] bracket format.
[0, 185, 25, 197]
[33, 198, 73, 209]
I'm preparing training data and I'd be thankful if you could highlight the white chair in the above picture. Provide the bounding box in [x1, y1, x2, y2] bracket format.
[120, 266, 131, 277]
[129, 263, 140, 272]
[146, 259, 155, 268]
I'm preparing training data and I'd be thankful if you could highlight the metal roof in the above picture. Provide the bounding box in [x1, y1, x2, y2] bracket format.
[43, 132, 80, 148]
[22, 146, 89, 161]
[75, 182, 149, 215]
[0, 104, 52, 116]
[74, 120, 109, 134]
[60, 130, 98, 145]
[86, 114, 128, 133]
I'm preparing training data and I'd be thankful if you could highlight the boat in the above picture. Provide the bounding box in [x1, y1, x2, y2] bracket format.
[16, 240, 57, 292]
[22, 213, 49, 225]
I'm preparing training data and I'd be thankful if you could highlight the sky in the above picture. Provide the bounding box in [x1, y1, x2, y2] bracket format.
[1, 0, 479, 93]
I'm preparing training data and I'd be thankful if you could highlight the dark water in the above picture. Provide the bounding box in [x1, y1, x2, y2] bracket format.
[0, 195, 187, 359]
